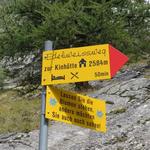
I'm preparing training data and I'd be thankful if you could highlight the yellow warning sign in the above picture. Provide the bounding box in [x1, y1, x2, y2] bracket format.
[42, 44, 110, 85]
[46, 86, 106, 132]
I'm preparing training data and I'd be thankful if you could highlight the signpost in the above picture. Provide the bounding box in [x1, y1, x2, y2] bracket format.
[42, 44, 128, 85]
[46, 86, 106, 132]
[39, 42, 128, 150]
[39, 41, 53, 150]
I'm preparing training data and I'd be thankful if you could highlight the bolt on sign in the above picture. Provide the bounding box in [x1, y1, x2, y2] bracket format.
[42, 44, 128, 85]
[45, 86, 106, 132]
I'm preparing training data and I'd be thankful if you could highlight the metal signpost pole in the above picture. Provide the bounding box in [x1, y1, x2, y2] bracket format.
[39, 40, 53, 150]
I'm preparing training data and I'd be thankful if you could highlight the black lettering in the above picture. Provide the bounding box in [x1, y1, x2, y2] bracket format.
[52, 112, 59, 118]
[62, 115, 72, 122]
[95, 72, 109, 77]
[60, 99, 76, 108]
[89, 61, 92, 67]
[44, 67, 52, 71]
[59, 107, 74, 114]
[61, 92, 76, 100]
[55, 65, 58, 70]
[76, 111, 94, 119]
[77, 96, 85, 103]
[74, 118, 85, 125]
[87, 99, 93, 105]
[102, 49, 106, 56]
[77, 104, 93, 112]
[86, 121, 101, 128]
[104, 60, 108, 65]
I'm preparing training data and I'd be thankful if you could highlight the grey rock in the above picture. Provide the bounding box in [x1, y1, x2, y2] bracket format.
[0, 64, 150, 150]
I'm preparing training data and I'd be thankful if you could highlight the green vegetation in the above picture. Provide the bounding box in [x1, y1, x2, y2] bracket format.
[0, 66, 6, 89]
[109, 107, 127, 115]
[0, 0, 149, 57]
[106, 100, 114, 105]
[0, 0, 149, 89]
[0, 90, 41, 133]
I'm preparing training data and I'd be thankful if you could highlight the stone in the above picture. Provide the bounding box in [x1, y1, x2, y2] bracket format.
[0, 63, 150, 150]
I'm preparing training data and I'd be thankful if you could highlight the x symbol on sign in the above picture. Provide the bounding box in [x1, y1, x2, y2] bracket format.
[71, 72, 79, 79]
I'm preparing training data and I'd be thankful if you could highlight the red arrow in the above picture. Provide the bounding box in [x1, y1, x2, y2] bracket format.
[109, 44, 129, 78]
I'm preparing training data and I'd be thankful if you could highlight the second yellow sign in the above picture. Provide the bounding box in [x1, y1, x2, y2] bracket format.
[46, 86, 106, 132]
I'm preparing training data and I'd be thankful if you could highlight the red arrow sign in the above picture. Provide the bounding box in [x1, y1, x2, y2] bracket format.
[109, 44, 129, 78]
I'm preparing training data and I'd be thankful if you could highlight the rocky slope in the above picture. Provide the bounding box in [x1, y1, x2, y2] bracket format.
[0, 63, 150, 150]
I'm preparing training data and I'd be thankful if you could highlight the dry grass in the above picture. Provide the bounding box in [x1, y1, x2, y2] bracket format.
[0, 90, 41, 133]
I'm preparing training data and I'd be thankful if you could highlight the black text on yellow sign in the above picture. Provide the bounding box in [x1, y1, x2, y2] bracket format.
[46, 86, 106, 132]
[42, 44, 110, 85]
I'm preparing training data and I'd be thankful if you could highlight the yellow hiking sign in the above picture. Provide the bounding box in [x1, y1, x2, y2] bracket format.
[46, 86, 106, 132]
[42, 44, 110, 85]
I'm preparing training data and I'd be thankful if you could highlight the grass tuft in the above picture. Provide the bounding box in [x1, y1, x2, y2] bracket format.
[0, 90, 41, 133]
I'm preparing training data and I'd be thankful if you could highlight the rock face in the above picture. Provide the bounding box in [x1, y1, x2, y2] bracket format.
[1, 52, 41, 90]
[0, 63, 150, 150]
